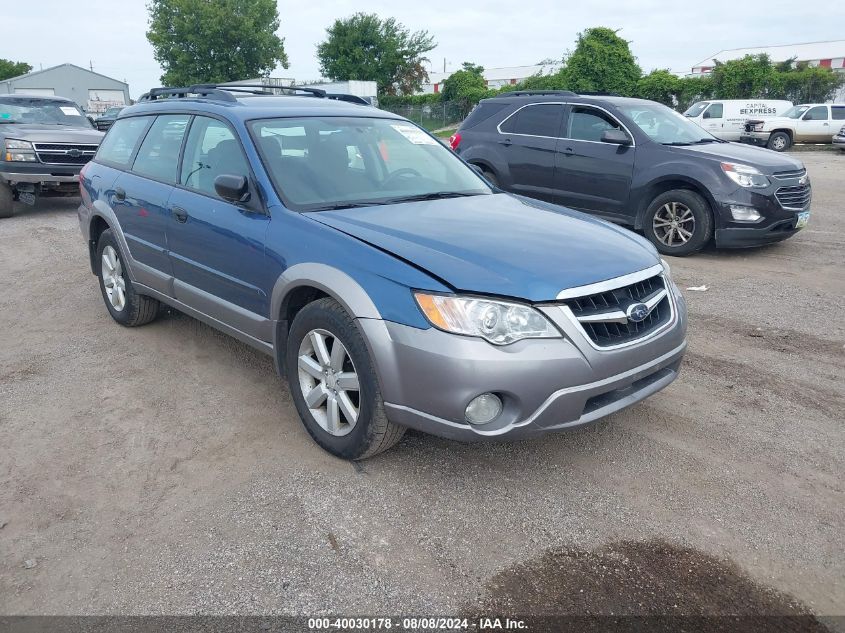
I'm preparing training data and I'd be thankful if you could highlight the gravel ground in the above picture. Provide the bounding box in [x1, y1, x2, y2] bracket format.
[0, 152, 843, 619]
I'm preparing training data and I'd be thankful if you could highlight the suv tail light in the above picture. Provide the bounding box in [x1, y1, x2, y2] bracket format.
[449, 132, 462, 151]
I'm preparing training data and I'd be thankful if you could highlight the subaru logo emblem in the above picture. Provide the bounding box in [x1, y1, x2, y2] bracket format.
[626, 302, 651, 323]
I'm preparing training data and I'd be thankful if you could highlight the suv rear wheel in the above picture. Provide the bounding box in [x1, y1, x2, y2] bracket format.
[97, 229, 160, 326]
[767, 131, 791, 152]
[285, 297, 405, 460]
[644, 189, 713, 256]
[0, 183, 14, 219]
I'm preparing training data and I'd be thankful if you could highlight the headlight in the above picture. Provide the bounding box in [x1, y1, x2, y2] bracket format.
[414, 292, 561, 345]
[3, 138, 37, 162]
[721, 162, 769, 188]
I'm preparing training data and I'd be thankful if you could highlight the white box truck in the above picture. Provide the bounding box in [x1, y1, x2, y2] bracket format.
[684, 100, 793, 141]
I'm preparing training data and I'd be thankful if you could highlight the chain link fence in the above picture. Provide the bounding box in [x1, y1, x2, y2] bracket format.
[378, 101, 470, 131]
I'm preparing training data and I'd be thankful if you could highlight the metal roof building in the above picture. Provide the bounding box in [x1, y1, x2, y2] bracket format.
[0, 63, 131, 114]
[419, 64, 562, 95]
[690, 40, 845, 75]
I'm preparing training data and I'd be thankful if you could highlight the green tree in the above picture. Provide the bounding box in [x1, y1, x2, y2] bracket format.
[675, 75, 712, 111]
[0, 59, 32, 81]
[440, 62, 489, 106]
[146, 0, 289, 86]
[317, 13, 435, 96]
[635, 70, 679, 106]
[779, 63, 844, 103]
[708, 54, 779, 99]
[562, 27, 641, 95]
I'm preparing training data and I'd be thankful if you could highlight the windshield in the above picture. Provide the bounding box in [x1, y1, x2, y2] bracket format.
[250, 117, 491, 211]
[103, 107, 123, 117]
[683, 102, 710, 118]
[0, 98, 92, 127]
[619, 103, 719, 145]
[782, 105, 810, 119]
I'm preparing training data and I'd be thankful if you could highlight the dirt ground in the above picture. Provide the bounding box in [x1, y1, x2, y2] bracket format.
[0, 151, 843, 621]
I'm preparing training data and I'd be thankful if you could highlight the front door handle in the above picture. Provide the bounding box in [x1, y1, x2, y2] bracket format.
[114, 187, 126, 202]
[172, 206, 188, 223]
[499, 137, 512, 146]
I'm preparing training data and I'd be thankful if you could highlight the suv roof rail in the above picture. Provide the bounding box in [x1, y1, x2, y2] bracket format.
[577, 91, 623, 97]
[138, 83, 328, 103]
[501, 90, 577, 97]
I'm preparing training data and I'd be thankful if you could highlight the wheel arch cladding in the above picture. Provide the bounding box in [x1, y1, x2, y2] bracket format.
[636, 177, 715, 230]
[88, 215, 111, 275]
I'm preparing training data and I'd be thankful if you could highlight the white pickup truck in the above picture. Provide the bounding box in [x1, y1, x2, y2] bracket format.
[740, 103, 845, 151]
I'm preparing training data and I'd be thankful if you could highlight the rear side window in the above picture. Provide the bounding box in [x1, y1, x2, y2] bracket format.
[803, 106, 828, 121]
[95, 117, 150, 167]
[566, 106, 622, 142]
[180, 116, 251, 198]
[509, 104, 563, 137]
[462, 102, 510, 130]
[832, 106, 845, 120]
[132, 114, 191, 183]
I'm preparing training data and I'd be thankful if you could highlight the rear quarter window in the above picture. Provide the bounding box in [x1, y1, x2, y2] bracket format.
[461, 102, 510, 130]
[832, 106, 845, 121]
[95, 116, 151, 167]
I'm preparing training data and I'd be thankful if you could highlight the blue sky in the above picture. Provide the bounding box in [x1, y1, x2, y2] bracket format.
[4, 0, 841, 98]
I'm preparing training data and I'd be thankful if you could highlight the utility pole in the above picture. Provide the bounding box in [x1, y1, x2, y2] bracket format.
[89, 60, 93, 72]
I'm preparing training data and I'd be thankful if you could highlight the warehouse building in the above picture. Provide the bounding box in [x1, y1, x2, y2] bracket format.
[0, 63, 131, 114]
[418, 63, 562, 95]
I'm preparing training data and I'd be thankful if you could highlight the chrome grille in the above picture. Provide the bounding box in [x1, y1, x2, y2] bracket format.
[775, 184, 811, 210]
[32, 143, 98, 166]
[772, 168, 806, 180]
[560, 274, 672, 348]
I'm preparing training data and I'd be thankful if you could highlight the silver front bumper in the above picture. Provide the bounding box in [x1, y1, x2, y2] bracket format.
[0, 172, 79, 184]
[360, 284, 688, 441]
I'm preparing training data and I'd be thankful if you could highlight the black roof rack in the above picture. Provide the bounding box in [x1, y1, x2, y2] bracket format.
[502, 90, 577, 97]
[326, 93, 370, 105]
[138, 83, 327, 102]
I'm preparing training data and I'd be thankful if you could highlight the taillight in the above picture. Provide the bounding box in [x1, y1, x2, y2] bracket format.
[449, 132, 462, 151]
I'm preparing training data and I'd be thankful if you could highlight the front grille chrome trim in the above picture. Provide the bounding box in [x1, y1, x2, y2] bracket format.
[576, 288, 668, 325]
[555, 263, 663, 301]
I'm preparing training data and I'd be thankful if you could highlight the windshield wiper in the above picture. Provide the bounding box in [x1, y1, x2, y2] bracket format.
[693, 138, 723, 144]
[381, 191, 484, 204]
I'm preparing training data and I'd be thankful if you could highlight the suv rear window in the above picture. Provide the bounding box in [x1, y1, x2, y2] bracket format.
[461, 102, 510, 130]
[507, 104, 563, 137]
[832, 106, 845, 120]
[95, 117, 151, 167]
[131, 115, 190, 183]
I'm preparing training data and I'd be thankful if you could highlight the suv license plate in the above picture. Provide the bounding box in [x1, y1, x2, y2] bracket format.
[795, 211, 810, 229]
[18, 192, 36, 206]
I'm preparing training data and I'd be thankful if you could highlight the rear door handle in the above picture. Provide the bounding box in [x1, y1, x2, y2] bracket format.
[114, 187, 126, 202]
[172, 206, 188, 223]
[560, 147, 574, 156]
[499, 137, 512, 146]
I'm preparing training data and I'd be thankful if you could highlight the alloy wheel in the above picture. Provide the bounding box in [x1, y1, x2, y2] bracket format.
[297, 329, 360, 436]
[101, 245, 126, 311]
[771, 136, 787, 151]
[653, 202, 695, 248]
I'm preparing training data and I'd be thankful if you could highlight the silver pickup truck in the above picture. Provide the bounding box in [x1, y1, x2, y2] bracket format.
[0, 94, 103, 218]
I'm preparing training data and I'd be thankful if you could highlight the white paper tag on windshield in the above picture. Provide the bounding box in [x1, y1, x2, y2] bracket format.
[59, 106, 79, 116]
[391, 123, 437, 145]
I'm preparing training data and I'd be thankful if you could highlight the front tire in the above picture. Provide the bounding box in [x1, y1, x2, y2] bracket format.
[767, 131, 791, 152]
[96, 229, 160, 326]
[643, 189, 713, 256]
[0, 182, 14, 219]
[285, 297, 405, 460]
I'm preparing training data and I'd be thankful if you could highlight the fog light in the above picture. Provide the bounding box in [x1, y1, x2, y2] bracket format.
[465, 393, 503, 425]
[730, 205, 762, 222]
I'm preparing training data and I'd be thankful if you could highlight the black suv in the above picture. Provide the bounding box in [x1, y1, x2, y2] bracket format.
[452, 91, 811, 256]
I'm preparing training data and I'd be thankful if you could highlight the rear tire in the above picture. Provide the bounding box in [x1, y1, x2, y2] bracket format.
[643, 189, 713, 257]
[481, 168, 499, 188]
[767, 131, 791, 152]
[285, 297, 405, 460]
[0, 183, 14, 219]
[96, 229, 160, 326]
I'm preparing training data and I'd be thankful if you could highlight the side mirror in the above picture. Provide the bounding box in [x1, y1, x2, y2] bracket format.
[214, 174, 251, 204]
[601, 129, 632, 146]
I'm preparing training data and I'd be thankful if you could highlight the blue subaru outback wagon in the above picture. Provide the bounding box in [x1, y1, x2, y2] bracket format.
[78, 84, 688, 459]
